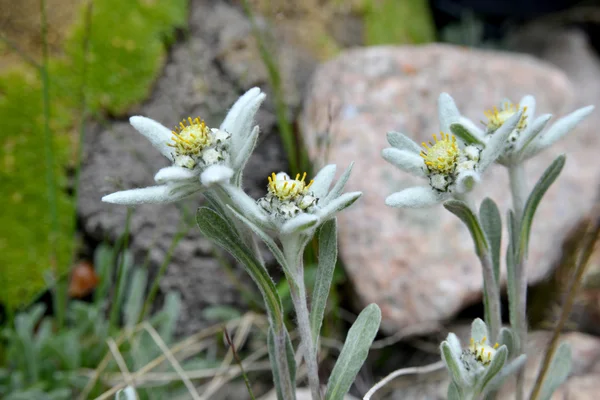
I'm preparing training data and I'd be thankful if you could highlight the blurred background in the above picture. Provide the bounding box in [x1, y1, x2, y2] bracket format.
[1, 0, 600, 398]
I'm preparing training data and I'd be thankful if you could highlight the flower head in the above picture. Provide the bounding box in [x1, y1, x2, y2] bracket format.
[440, 319, 508, 397]
[224, 164, 361, 237]
[449, 95, 594, 165]
[102, 88, 265, 205]
[382, 93, 517, 208]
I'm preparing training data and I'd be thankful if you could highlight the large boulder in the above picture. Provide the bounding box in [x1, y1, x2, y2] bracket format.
[300, 43, 598, 333]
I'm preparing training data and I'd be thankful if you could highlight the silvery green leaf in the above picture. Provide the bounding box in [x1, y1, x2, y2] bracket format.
[450, 120, 485, 145]
[225, 205, 292, 277]
[318, 191, 362, 221]
[441, 340, 468, 388]
[386, 131, 422, 153]
[102, 183, 202, 205]
[124, 268, 147, 329]
[200, 164, 234, 187]
[538, 342, 572, 400]
[498, 327, 515, 356]
[196, 207, 284, 330]
[325, 304, 381, 400]
[115, 386, 137, 400]
[268, 327, 297, 400]
[477, 345, 507, 394]
[519, 94, 536, 122]
[485, 354, 526, 393]
[281, 213, 319, 235]
[154, 166, 197, 183]
[385, 186, 442, 208]
[157, 292, 180, 343]
[518, 155, 565, 260]
[310, 219, 338, 347]
[438, 92, 460, 133]
[382, 148, 426, 177]
[516, 114, 552, 157]
[443, 200, 489, 257]
[525, 105, 594, 160]
[311, 164, 337, 199]
[480, 198, 502, 283]
[129, 116, 174, 159]
[446, 332, 463, 355]
[479, 111, 522, 170]
[323, 162, 354, 204]
[471, 318, 489, 343]
[447, 381, 462, 400]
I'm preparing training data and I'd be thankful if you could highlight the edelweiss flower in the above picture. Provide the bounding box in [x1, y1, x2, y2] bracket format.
[449, 95, 594, 165]
[382, 93, 521, 208]
[441, 318, 508, 397]
[102, 88, 265, 204]
[224, 164, 361, 236]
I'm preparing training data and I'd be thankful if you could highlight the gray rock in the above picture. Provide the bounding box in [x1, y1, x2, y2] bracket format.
[78, 0, 316, 335]
[299, 44, 599, 334]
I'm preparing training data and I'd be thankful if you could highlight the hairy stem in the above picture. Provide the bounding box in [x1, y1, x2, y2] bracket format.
[508, 164, 528, 400]
[273, 327, 297, 400]
[480, 251, 501, 343]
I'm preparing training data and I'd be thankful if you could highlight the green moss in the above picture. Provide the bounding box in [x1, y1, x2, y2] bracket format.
[0, 0, 188, 309]
[362, 0, 436, 45]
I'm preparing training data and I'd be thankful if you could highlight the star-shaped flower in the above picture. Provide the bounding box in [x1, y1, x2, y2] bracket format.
[383, 93, 521, 208]
[102, 88, 265, 204]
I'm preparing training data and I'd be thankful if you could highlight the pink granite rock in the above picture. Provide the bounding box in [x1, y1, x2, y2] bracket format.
[299, 44, 599, 333]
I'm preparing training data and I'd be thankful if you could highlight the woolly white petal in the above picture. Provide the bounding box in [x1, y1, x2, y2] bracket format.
[129, 116, 174, 159]
[233, 125, 259, 172]
[386, 131, 422, 153]
[102, 184, 201, 205]
[200, 165, 234, 186]
[382, 148, 426, 177]
[154, 166, 197, 184]
[471, 318, 489, 343]
[323, 162, 354, 205]
[516, 113, 552, 156]
[455, 170, 481, 194]
[479, 111, 522, 171]
[519, 94, 536, 122]
[280, 213, 319, 235]
[525, 105, 594, 160]
[438, 92, 460, 133]
[221, 88, 266, 162]
[385, 186, 443, 208]
[446, 333, 463, 357]
[316, 191, 362, 221]
[310, 164, 337, 199]
[222, 184, 270, 228]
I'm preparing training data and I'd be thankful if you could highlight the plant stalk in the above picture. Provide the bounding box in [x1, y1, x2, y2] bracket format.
[508, 163, 528, 400]
[529, 210, 600, 400]
[480, 251, 502, 343]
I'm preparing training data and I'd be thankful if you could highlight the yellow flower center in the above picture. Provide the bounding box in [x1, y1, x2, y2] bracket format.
[268, 172, 314, 201]
[420, 132, 459, 175]
[484, 102, 528, 132]
[469, 336, 499, 366]
[169, 117, 212, 156]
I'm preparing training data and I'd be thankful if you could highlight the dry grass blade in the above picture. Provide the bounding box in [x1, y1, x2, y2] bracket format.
[107, 338, 134, 388]
[142, 322, 202, 400]
[363, 361, 446, 400]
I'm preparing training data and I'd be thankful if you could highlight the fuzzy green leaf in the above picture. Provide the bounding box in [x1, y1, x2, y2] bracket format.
[506, 210, 519, 332]
[444, 200, 489, 257]
[267, 327, 297, 400]
[519, 155, 565, 260]
[196, 207, 284, 330]
[310, 219, 338, 347]
[447, 381, 462, 400]
[441, 340, 467, 387]
[450, 122, 485, 145]
[477, 345, 508, 394]
[325, 304, 381, 400]
[480, 198, 502, 283]
[538, 342, 572, 400]
[124, 268, 148, 329]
